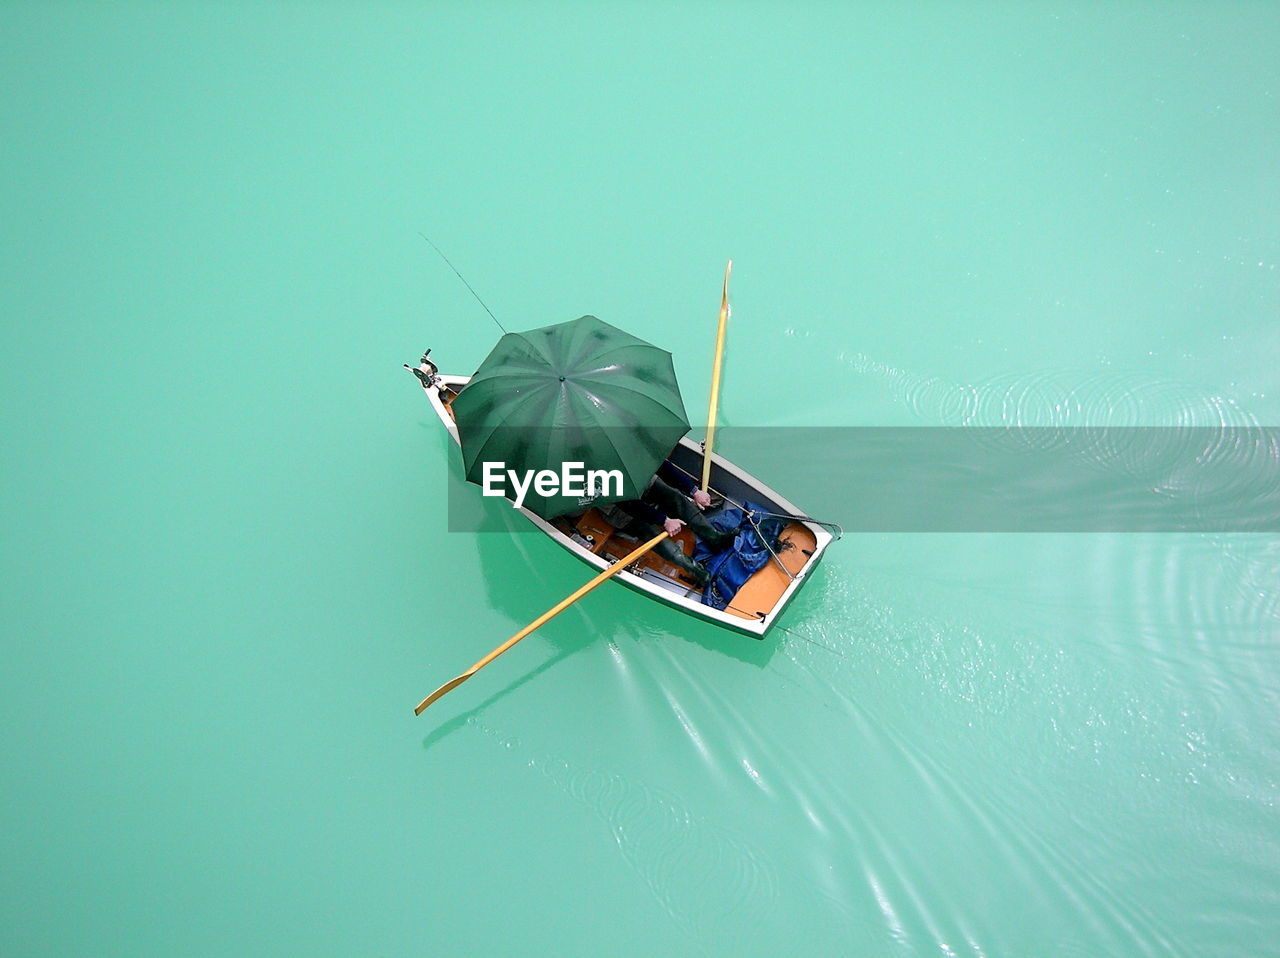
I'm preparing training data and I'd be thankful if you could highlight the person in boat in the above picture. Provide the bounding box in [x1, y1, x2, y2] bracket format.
[599, 460, 734, 588]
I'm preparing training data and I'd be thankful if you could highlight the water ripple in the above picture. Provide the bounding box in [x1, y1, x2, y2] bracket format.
[773, 612, 1194, 957]
[463, 715, 781, 946]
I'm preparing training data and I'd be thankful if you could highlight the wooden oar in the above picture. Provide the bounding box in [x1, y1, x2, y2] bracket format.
[701, 259, 733, 492]
[414, 530, 670, 714]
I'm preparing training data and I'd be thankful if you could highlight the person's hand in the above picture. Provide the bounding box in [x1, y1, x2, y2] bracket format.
[662, 517, 685, 536]
[692, 490, 712, 509]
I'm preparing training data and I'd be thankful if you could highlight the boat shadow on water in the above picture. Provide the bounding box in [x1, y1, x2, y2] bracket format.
[420, 496, 782, 753]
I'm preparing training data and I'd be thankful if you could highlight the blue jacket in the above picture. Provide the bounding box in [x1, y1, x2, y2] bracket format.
[694, 502, 787, 611]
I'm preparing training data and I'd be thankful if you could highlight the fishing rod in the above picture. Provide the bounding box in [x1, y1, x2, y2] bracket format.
[418, 233, 508, 335]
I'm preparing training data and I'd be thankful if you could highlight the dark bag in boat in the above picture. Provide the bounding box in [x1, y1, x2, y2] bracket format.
[693, 501, 787, 611]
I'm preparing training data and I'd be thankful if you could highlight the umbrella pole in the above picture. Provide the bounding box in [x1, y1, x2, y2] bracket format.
[414, 531, 670, 714]
[701, 259, 733, 492]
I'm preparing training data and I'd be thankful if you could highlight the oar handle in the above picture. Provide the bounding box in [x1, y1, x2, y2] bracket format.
[414, 530, 670, 714]
[701, 259, 732, 492]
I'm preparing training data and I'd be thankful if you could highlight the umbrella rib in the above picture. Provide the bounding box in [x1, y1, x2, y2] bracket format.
[509, 331, 557, 366]
[580, 380, 690, 428]
[573, 340, 673, 371]
[584, 426, 650, 497]
[560, 388, 658, 496]
[461, 383, 557, 468]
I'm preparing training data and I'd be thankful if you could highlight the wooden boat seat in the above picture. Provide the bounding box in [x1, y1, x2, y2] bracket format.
[574, 508, 615, 555]
[723, 521, 817, 620]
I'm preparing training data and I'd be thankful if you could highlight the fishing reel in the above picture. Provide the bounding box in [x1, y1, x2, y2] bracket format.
[405, 349, 440, 388]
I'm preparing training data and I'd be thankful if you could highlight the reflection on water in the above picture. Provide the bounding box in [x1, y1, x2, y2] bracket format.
[418, 495, 780, 753]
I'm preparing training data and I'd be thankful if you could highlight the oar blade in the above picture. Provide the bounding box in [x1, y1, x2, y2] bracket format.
[414, 672, 473, 714]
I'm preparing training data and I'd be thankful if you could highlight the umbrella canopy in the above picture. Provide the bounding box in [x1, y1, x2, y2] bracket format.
[451, 315, 691, 519]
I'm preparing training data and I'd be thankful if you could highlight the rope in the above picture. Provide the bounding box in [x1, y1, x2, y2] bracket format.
[663, 459, 839, 580]
[664, 460, 795, 580]
[772, 621, 853, 659]
[716, 602, 852, 660]
[664, 459, 844, 539]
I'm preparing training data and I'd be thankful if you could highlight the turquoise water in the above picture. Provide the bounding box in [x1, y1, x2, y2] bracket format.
[3, 2, 1278, 955]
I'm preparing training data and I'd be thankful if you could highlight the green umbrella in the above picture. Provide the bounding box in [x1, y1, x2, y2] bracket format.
[452, 315, 691, 519]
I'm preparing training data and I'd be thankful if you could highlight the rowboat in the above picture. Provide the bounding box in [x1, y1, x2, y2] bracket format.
[405, 259, 838, 712]
[412, 364, 835, 638]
